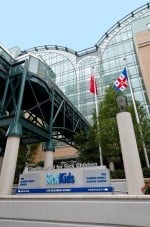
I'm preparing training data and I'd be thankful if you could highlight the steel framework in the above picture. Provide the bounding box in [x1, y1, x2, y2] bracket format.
[0, 45, 90, 154]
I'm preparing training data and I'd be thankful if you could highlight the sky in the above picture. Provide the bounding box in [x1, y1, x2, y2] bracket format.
[0, 0, 149, 51]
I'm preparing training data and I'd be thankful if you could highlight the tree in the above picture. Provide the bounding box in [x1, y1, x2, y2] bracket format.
[128, 102, 150, 166]
[75, 86, 150, 172]
[74, 86, 122, 168]
[99, 86, 150, 169]
[98, 86, 121, 169]
[14, 143, 39, 183]
[74, 126, 100, 164]
[75, 85, 150, 170]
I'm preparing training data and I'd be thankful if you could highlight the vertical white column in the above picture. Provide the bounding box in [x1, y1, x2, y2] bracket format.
[0, 136, 20, 195]
[117, 112, 144, 195]
[44, 151, 54, 169]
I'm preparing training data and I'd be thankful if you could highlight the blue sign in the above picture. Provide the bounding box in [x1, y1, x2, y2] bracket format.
[17, 166, 113, 194]
[16, 186, 114, 194]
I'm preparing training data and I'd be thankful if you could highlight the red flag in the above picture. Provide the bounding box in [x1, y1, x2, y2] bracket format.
[90, 75, 98, 95]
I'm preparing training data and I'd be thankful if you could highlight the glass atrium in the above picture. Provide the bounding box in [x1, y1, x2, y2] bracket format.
[26, 3, 150, 123]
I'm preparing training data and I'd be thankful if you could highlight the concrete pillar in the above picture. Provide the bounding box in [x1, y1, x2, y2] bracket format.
[117, 111, 144, 195]
[44, 151, 54, 169]
[0, 136, 20, 195]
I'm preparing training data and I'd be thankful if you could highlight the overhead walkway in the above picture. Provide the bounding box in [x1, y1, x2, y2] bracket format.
[0, 44, 90, 152]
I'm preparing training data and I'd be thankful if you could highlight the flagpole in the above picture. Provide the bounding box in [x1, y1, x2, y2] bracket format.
[92, 67, 103, 166]
[124, 59, 150, 168]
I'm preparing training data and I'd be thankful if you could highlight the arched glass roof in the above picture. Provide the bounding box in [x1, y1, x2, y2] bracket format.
[26, 3, 150, 58]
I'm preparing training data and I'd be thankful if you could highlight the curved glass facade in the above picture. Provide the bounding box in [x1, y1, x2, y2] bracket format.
[27, 3, 150, 123]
